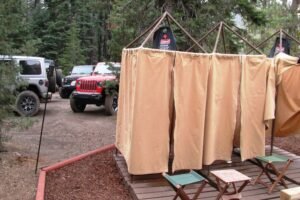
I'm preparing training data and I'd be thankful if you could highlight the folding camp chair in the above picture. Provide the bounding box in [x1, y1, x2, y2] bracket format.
[253, 154, 293, 194]
[162, 170, 207, 200]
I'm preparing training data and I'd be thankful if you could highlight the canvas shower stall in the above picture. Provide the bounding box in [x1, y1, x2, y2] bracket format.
[115, 12, 300, 175]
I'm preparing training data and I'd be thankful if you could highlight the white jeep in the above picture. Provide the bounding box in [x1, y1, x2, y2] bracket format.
[0, 55, 55, 116]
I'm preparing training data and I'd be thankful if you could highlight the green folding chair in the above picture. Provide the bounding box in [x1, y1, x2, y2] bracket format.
[254, 154, 293, 194]
[162, 170, 207, 200]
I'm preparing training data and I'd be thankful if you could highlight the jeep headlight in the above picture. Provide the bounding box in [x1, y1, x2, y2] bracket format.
[71, 80, 76, 86]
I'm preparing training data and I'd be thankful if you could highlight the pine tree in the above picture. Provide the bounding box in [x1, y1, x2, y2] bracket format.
[108, 0, 267, 60]
[58, 20, 85, 74]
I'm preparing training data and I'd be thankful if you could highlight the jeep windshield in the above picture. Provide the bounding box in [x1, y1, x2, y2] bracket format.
[93, 63, 120, 75]
[71, 65, 94, 75]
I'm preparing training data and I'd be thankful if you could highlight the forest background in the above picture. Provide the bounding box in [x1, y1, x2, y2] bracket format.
[0, 0, 299, 73]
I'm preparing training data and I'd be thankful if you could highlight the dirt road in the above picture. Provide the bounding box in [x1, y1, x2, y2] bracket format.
[0, 93, 116, 200]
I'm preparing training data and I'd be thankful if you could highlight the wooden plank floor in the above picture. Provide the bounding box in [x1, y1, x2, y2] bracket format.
[114, 146, 300, 200]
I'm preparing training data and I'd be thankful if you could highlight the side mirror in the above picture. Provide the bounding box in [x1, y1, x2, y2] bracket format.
[68, 71, 72, 75]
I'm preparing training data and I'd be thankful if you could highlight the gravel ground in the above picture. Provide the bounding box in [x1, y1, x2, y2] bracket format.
[0, 93, 117, 200]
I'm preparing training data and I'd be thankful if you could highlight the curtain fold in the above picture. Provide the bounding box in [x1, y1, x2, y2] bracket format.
[203, 54, 241, 165]
[239, 55, 274, 161]
[116, 48, 283, 174]
[116, 48, 174, 175]
[274, 54, 300, 137]
[172, 52, 211, 171]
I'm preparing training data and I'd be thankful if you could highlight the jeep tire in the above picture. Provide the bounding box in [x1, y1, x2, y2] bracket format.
[55, 69, 63, 87]
[104, 92, 118, 116]
[16, 90, 40, 117]
[48, 69, 56, 93]
[70, 95, 86, 112]
[59, 87, 70, 99]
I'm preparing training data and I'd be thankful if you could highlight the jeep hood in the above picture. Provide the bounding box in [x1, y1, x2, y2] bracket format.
[77, 75, 116, 82]
[65, 74, 89, 79]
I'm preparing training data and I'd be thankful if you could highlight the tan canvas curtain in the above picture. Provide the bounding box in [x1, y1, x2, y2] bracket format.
[116, 48, 174, 175]
[274, 53, 300, 137]
[203, 54, 241, 165]
[116, 48, 273, 174]
[172, 52, 211, 171]
[116, 49, 138, 161]
[239, 56, 275, 161]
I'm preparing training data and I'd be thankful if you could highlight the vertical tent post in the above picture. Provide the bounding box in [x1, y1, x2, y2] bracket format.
[221, 24, 226, 53]
[213, 22, 223, 53]
[279, 29, 283, 50]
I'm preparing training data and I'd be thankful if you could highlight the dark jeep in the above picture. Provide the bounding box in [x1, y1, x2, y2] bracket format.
[59, 65, 94, 98]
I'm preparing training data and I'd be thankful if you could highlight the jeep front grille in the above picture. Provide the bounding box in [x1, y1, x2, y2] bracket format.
[80, 80, 97, 92]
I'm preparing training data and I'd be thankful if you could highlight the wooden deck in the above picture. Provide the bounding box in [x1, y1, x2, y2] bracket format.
[114, 146, 300, 200]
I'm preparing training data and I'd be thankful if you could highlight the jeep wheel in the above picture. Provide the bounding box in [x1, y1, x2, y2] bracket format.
[104, 93, 118, 115]
[56, 69, 63, 87]
[48, 70, 56, 93]
[16, 91, 40, 117]
[70, 96, 86, 112]
[59, 87, 70, 99]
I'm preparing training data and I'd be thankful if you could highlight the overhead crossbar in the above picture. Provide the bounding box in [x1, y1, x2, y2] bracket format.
[187, 21, 264, 54]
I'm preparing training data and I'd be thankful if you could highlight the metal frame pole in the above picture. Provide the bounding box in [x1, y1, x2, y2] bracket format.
[125, 14, 164, 48]
[165, 12, 207, 53]
[140, 12, 168, 47]
[186, 22, 220, 52]
[213, 22, 223, 53]
[247, 30, 280, 54]
[221, 24, 226, 53]
[223, 23, 264, 54]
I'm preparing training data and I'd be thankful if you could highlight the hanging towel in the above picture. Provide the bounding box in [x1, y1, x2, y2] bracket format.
[172, 52, 211, 171]
[274, 54, 300, 137]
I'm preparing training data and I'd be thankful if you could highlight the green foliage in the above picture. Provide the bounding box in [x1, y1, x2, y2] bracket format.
[109, 0, 267, 59]
[248, 1, 300, 56]
[58, 21, 86, 74]
[105, 80, 119, 96]
[0, 61, 19, 151]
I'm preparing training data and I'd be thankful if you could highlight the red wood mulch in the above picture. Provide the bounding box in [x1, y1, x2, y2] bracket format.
[45, 150, 131, 200]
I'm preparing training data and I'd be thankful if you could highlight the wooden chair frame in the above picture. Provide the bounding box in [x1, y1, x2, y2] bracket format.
[163, 170, 207, 200]
[254, 156, 293, 194]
